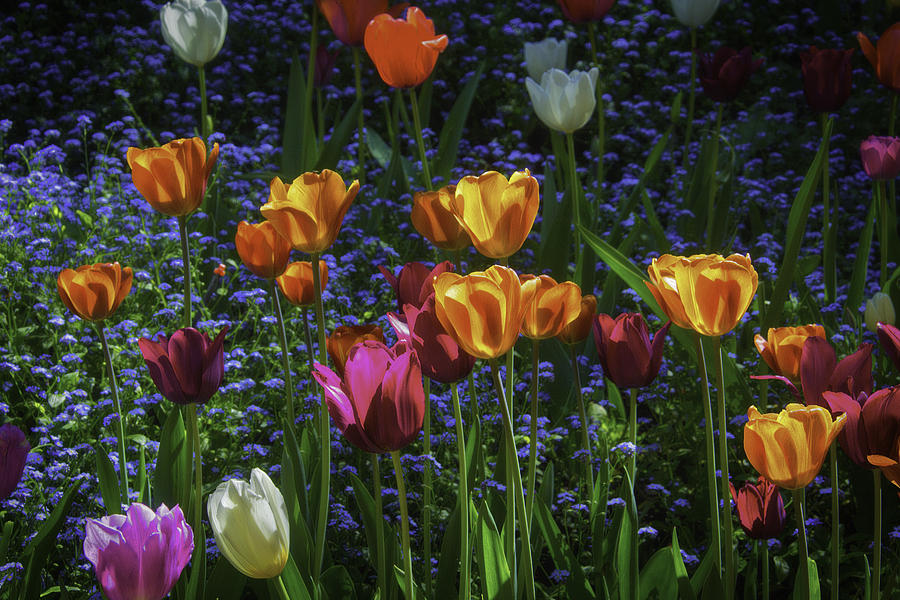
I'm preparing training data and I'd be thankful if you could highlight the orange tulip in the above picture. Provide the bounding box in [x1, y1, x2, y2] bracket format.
[410, 185, 471, 251]
[327, 324, 385, 376]
[645, 253, 758, 337]
[519, 275, 583, 340]
[363, 6, 448, 89]
[235, 221, 292, 279]
[57, 262, 133, 322]
[260, 170, 359, 254]
[450, 170, 540, 259]
[127, 137, 219, 217]
[869, 443, 900, 489]
[317, 0, 407, 47]
[754, 324, 826, 382]
[277, 261, 329, 307]
[743, 403, 846, 489]
[433, 265, 537, 360]
[557, 294, 597, 344]
[858, 24, 900, 92]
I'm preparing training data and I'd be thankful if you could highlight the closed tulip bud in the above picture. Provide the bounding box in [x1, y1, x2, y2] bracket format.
[451, 170, 540, 259]
[519, 274, 583, 340]
[698, 47, 763, 102]
[593, 313, 670, 389]
[877, 322, 900, 374]
[327, 324, 385, 376]
[858, 24, 900, 93]
[866, 291, 896, 332]
[800, 46, 854, 113]
[160, 0, 228, 67]
[0, 424, 29, 500]
[646, 253, 758, 337]
[557, 294, 597, 344]
[84, 503, 193, 600]
[743, 403, 846, 489]
[207, 468, 290, 579]
[669, 0, 719, 28]
[378, 261, 454, 313]
[364, 7, 448, 89]
[556, 0, 615, 23]
[138, 326, 228, 405]
[822, 387, 900, 470]
[526, 68, 599, 134]
[753, 324, 826, 382]
[261, 170, 359, 254]
[524, 38, 567, 82]
[317, 0, 408, 48]
[235, 221, 291, 280]
[729, 477, 786, 540]
[410, 186, 471, 251]
[860, 136, 900, 180]
[57, 262, 133, 322]
[276, 261, 328, 307]
[127, 137, 219, 217]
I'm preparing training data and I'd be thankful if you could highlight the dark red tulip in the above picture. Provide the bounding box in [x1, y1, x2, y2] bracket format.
[0, 423, 29, 500]
[592, 313, 670, 389]
[138, 326, 228, 405]
[729, 477, 786, 540]
[556, 0, 615, 23]
[799, 337, 873, 408]
[314, 45, 339, 88]
[800, 46, 853, 113]
[823, 387, 900, 469]
[878, 322, 900, 372]
[378, 261, 454, 313]
[698, 46, 764, 102]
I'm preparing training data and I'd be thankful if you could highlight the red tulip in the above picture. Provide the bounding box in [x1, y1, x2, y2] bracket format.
[317, 0, 407, 47]
[378, 261, 454, 313]
[878, 322, 900, 372]
[138, 326, 228, 405]
[556, 0, 615, 23]
[698, 46, 763, 102]
[823, 387, 900, 469]
[592, 313, 670, 389]
[729, 477, 786, 540]
[800, 46, 853, 113]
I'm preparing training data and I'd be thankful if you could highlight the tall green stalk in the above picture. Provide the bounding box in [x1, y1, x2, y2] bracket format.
[761, 540, 769, 600]
[694, 335, 722, 578]
[275, 575, 291, 600]
[874, 471, 882, 600]
[392, 451, 415, 600]
[830, 446, 839, 600]
[821, 115, 835, 302]
[704, 105, 724, 250]
[682, 28, 697, 172]
[311, 252, 331, 580]
[570, 344, 594, 504]
[423, 378, 433, 598]
[188, 406, 203, 576]
[304, 5, 319, 170]
[409, 87, 433, 189]
[712, 336, 734, 599]
[587, 22, 604, 191]
[178, 215, 192, 328]
[198, 65, 209, 140]
[97, 322, 130, 505]
[566, 133, 585, 286]
[372, 453, 387, 599]
[451, 382, 471, 600]
[352, 48, 367, 184]
[794, 488, 810, 600]
[269, 281, 295, 426]
[628, 386, 639, 600]
[526, 339, 540, 527]
[878, 179, 888, 287]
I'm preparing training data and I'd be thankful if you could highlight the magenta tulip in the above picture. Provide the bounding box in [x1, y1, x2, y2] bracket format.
[729, 477, 786, 540]
[860, 135, 900, 180]
[592, 313, 670, 389]
[138, 326, 228, 405]
[698, 46, 763, 102]
[0, 424, 29, 500]
[823, 387, 900, 469]
[378, 261, 454, 313]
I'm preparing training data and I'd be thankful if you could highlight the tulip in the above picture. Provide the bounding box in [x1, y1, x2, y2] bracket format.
[235, 221, 291, 280]
[450, 170, 540, 259]
[84, 503, 193, 600]
[57, 262, 133, 322]
[519, 275, 583, 340]
[729, 477, 786, 540]
[525, 68, 599, 134]
[276, 261, 328, 307]
[433, 265, 537, 360]
[697, 46, 763, 102]
[327, 324, 385, 377]
[523, 38, 567, 82]
[753, 324, 826, 382]
[557, 293, 597, 344]
[645, 253, 758, 337]
[317, 0, 407, 47]
[313, 341, 425, 453]
[260, 170, 360, 254]
[593, 313, 671, 390]
[860, 136, 900, 180]
[867, 292, 896, 332]
[878, 322, 900, 373]
[822, 388, 900, 470]
[556, 0, 615, 23]
[669, 0, 720, 28]
[313, 45, 339, 88]
[800, 46, 854, 113]
[364, 6, 449, 89]
[743, 403, 846, 489]
[410, 186, 471, 251]
[138, 326, 228, 405]
[797, 337, 873, 408]
[160, 0, 228, 67]
[378, 261, 454, 313]
[207, 468, 290, 579]
[127, 137, 219, 217]
[0, 423, 29, 500]
[858, 24, 900, 92]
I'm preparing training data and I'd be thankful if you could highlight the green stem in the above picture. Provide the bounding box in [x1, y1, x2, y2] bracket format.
[569, 344, 594, 504]
[188, 405, 204, 585]
[353, 48, 367, 185]
[504, 346, 517, 593]
[304, 5, 319, 168]
[423, 378, 432, 598]
[682, 28, 697, 172]
[269, 280, 295, 426]
[587, 22, 604, 190]
[830, 446, 839, 600]
[275, 575, 292, 600]
[312, 252, 330, 580]
[372, 453, 387, 600]
[794, 488, 810, 600]
[409, 87, 433, 189]
[761, 540, 769, 600]
[198, 65, 209, 139]
[392, 451, 415, 600]
[694, 335, 722, 578]
[874, 470, 882, 600]
[628, 388, 637, 483]
[566, 132, 584, 286]
[317, 87, 324, 145]
[879, 180, 888, 288]
[452, 382, 471, 600]
[628, 385, 639, 600]
[303, 307, 316, 388]
[178, 215, 192, 328]
[712, 336, 734, 599]
[467, 372, 481, 433]
[704, 105, 723, 250]
[821, 115, 834, 302]
[526, 340, 540, 528]
[97, 322, 130, 505]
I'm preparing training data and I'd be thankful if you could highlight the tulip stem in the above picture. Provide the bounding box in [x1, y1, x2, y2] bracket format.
[704, 104, 724, 250]
[566, 132, 584, 286]
[628, 388, 637, 483]
[874, 470, 882, 600]
[97, 322, 130, 506]
[503, 346, 517, 590]
[878, 179, 888, 287]
[569, 344, 594, 505]
[694, 335, 722, 579]
[794, 488, 810, 600]
[353, 48, 367, 185]
[303, 307, 316, 388]
[178, 215, 192, 328]
[311, 252, 331, 581]
[451, 382, 471, 600]
[830, 445, 839, 600]
[423, 378, 433, 598]
[197, 65, 209, 140]
[712, 336, 734, 599]
[188, 404, 204, 588]
[275, 575, 291, 600]
[628, 385, 639, 599]
[587, 22, 604, 191]
[269, 281, 295, 427]
[490, 359, 536, 600]
[408, 87, 433, 189]
[303, 4, 319, 169]
[761, 540, 769, 600]
[391, 451, 416, 600]
[526, 339, 540, 529]
[682, 27, 697, 172]
[821, 114, 835, 302]
[372, 453, 387, 600]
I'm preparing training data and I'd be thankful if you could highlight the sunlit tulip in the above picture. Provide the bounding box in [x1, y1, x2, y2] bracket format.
[378, 261, 454, 312]
[313, 341, 425, 452]
[556, 0, 615, 23]
[753, 324, 825, 382]
[327, 324, 385, 376]
[592, 313, 671, 389]
[57, 262, 133, 322]
[451, 170, 540, 259]
[138, 326, 228, 405]
[127, 137, 219, 217]
[743, 403, 846, 489]
[669, 0, 719, 28]
[519, 274, 583, 340]
[84, 503, 193, 600]
[645, 253, 758, 337]
[317, 0, 407, 47]
[557, 293, 597, 345]
[410, 186, 471, 251]
[364, 6, 448, 89]
[207, 468, 289, 579]
[729, 477, 786, 540]
[866, 292, 896, 332]
[860, 136, 900, 181]
[823, 388, 900, 470]
[800, 46, 854, 113]
[0, 424, 29, 501]
[260, 170, 359, 254]
[798, 337, 873, 408]
[698, 47, 763, 102]
[525, 68, 599, 134]
[235, 221, 291, 280]
[160, 0, 228, 67]
[276, 261, 328, 307]
[858, 24, 900, 92]
[433, 265, 537, 360]
[524, 38, 567, 82]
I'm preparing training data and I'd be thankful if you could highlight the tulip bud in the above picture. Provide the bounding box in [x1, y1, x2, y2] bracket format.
[127, 137, 219, 217]
[753, 324, 826, 382]
[799, 46, 854, 114]
[378, 261, 454, 313]
[410, 186, 471, 251]
[669, 0, 720, 28]
[519, 274, 583, 340]
[557, 294, 597, 345]
[277, 261, 328, 307]
[0, 424, 29, 500]
[235, 221, 291, 280]
[364, 7, 448, 89]
[866, 291, 896, 332]
[556, 0, 615, 23]
[57, 262, 133, 322]
[160, 0, 228, 67]
[697, 47, 763, 103]
[523, 38, 567, 82]
[525, 68, 599, 134]
[729, 477, 786, 540]
[138, 326, 228, 405]
[593, 313, 670, 389]
[860, 136, 900, 181]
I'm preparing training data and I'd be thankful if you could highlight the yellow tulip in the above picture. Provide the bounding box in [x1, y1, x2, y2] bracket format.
[519, 274, 583, 340]
[57, 262, 133, 322]
[234, 221, 292, 279]
[410, 185, 471, 251]
[556, 293, 597, 344]
[127, 137, 219, 217]
[753, 324, 825, 382]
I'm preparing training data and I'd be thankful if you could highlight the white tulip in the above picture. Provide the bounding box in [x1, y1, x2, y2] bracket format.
[207, 468, 290, 579]
[160, 0, 228, 67]
[866, 291, 896, 332]
[670, 0, 720, 28]
[525, 68, 599, 134]
[523, 38, 568, 83]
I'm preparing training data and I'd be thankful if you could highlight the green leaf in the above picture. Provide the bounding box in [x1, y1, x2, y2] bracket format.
[350, 472, 381, 577]
[616, 471, 638, 600]
[465, 419, 482, 496]
[847, 196, 877, 318]
[283, 425, 314, 578]
[537, 156, 571, 282]
[689, 546, 723, 599]
[186, 535, 206, 600]
[321, 564, 357, 600]
[93, 443, 122, 512]
[272, 555, 313, 600]
[19, 482, 79, 600]
[533, 495, 595, 598]
[433, 63, 485, 186]
[204, 558, 247, 600]
[281, 54, 306, 179]
[474, 503, 513, 600]
[136, 443, 148, 505]
[435, 500, 462, 598]
[670, 528, 695, 600]
[314, 96, 362, 172]
[153, 405, 190, 510]
[639, 546, 677, 600]
[792, 557, 821, 600]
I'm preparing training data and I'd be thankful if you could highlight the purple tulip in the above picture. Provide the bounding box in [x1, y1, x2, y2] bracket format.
[729, 477, 786, 540]
[378, 261, 454, 313]
[138, 326, 228, 405]
[592, 313, 670, 389]
[0, 424, 29, 500]
[860, 135, 900, 181]
[84, 503, 193, 600]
